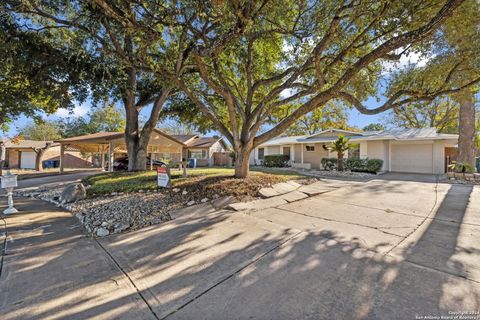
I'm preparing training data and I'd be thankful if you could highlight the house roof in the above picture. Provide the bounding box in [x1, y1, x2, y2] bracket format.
[171, 134, 198, 143]
[4, 139, 59, 149]
[56, 129, 187, 146]
[259, 128, 458, 146]
[185, 137, 226, 148]
[259, 135, 309, 147]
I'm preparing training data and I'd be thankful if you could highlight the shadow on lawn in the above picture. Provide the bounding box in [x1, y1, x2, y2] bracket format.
[1, 183, 479, 319]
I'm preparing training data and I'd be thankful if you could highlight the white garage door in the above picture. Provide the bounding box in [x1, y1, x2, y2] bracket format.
[20, 152, 36, 169]
[391, 144, 433, 173]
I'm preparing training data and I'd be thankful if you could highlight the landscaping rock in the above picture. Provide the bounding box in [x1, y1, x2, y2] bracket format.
[187, 200, 196, 206]
[172, 188, 181, 192]
[113, 223, 130, 233]
[201, 198, 209, 203]
[96, 227, 110, 237]
[182, 190, 188, 195]
[59, 183, 86, 203]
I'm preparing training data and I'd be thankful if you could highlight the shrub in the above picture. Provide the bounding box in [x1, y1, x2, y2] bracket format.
[263, 154, 290, 167]
[366, 159, 383, 173]
[321, 158, 338, 171]
[344, 158, 366, 171]
[343, 158, 383, 173]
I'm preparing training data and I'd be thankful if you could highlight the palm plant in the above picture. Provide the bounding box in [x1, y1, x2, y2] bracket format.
[323, 135, 351, 171]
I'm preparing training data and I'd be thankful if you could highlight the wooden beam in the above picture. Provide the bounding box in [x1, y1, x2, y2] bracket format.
[108, 142, 114, 172]
[59, 144, 65, 173]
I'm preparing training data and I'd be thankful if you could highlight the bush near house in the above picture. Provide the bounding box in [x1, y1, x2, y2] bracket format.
[321, 158, 338, 171]
[344, 158, 384, 173]
[263, 154, 290, 167]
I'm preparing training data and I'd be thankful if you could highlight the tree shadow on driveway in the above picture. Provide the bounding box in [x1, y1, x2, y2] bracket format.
[1, 183, 479, 320]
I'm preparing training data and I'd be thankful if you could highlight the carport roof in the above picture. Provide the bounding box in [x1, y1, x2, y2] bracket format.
[56, 129, 187, 146]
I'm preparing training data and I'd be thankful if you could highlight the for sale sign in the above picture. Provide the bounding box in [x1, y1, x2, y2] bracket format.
[157, 167, 171, 188]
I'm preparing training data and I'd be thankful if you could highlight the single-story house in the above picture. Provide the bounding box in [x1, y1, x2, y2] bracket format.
[250, 128, 458, 174]
[171, 134, 229, 167]
[56, 129, 227, 172]
[1, 139, 93, 170]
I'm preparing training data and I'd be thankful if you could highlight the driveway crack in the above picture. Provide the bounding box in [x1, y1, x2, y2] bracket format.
[274, 207, 403, 237]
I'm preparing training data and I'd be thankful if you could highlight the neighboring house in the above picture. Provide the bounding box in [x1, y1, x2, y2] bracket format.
[1, 139, 92, 169]
[55, 130, 228, 171]
[172, 135, 228, 167]
[251, 128, 458, 174]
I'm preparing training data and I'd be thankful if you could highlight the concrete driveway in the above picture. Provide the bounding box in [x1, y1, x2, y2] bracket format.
[1, 173, 479, 319]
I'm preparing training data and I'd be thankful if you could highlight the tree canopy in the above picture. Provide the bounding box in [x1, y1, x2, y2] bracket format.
[4, 0, 480, 177]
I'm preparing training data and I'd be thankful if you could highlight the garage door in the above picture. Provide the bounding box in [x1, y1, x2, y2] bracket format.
[391, 144, 433, 173]
[20, 151, 36, 169]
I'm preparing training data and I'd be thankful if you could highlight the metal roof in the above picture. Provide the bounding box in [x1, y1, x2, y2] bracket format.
[259, 128, 458, 146]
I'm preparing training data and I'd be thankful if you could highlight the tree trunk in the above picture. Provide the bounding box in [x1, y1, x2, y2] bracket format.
[337, 151, 344, 171]
[34, 143, 52, 172]
[234, 147, 252, 178]
[125, 134, 148, 171]
[457, 90, 476, 169]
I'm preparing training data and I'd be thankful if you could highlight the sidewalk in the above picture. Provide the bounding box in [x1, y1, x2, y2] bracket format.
[0, 197, 155, 320]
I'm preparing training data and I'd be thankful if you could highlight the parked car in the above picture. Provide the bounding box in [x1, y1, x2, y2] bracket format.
[105, 156, 167, 171]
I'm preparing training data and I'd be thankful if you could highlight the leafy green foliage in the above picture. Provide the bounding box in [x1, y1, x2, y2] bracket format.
[18, 121, 62, 141]
[58, 105, 125, 138]
[362, 123, 386, 132]
[323, 135, 351, 171]
[276, 103, 350, 135]
[345, 158, 383, 173]
[321, 158, 338, 171]
[262, 155, 290, 168]
[448, 161, 476, 174]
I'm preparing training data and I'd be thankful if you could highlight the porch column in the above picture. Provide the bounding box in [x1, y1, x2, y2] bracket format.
[59, 144, 65, 173]
[149, 153, 153, 171]
[301, 143, 304, 164]
[108, 142, 114, 172]
[291, 145, 295, 164]
[100, 150, 105, 171]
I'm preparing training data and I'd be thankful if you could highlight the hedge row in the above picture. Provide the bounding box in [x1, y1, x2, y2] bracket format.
[263, 154, 290, 167]
[321, 157, 384, 173]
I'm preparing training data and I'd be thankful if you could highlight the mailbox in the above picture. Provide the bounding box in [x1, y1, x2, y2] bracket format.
[1, 171, 18, 214]
[1, 172, 18, 189]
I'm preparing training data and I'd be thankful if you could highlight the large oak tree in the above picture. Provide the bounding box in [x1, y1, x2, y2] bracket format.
[170, 0, 480, 177]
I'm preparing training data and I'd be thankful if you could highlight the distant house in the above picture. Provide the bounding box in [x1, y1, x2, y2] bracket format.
[250, 128, 458, 174]
[1, 139, 93, 170]
[55, 129, 228, 171]
[172, 135, 228, 167]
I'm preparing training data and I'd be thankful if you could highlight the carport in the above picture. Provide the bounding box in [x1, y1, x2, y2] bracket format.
[56, 129, 186, 172]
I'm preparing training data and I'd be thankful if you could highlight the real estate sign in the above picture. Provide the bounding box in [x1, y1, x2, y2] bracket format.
[157, 167, 171, 188]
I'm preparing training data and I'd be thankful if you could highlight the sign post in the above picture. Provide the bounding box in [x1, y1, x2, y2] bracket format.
[157, 166, 171, 189]
[1, 171, 18, 214]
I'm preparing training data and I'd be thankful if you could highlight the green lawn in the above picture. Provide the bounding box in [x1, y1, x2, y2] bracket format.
[83, 167, 308, 196]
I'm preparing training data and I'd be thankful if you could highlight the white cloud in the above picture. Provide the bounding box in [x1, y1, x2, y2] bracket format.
[382, 49, 434, 75]
[54, 102, 89, 118]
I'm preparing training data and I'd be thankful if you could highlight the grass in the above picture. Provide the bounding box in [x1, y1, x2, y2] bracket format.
[83, 167, 309, 196]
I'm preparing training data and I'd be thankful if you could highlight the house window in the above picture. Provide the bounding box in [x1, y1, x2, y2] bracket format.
[305, 145, 315, 152]
[258, 148, 265, 160]
[188, 149, 208, 159]
[349, 144, 360, 159]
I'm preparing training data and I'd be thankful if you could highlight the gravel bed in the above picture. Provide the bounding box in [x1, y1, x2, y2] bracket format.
[263, 167, 376, 179]
[14, 173, 309, 237]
